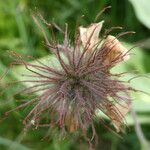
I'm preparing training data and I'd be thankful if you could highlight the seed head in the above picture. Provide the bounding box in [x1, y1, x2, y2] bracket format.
[5, 17, 133, 140]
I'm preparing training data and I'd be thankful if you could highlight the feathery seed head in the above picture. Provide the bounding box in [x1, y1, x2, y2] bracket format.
[4, 16, 133, 140]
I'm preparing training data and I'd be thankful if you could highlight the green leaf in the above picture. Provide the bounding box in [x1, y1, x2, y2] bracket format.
[129, 0, 150, 29]
[12, 54, 61, 88]
[0, 137, 31, 150]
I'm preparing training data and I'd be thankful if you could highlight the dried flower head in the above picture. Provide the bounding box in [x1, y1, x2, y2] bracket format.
[3, 14, 135, 143]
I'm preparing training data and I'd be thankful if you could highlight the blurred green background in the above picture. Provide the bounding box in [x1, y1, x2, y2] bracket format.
[0, 0, 150, 150]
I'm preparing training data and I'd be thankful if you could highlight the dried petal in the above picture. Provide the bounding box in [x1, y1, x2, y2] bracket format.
[102, 35, 130, 64]
[79, 21, 104, 49]
[65, 112, 78, 132]
[106, 102, 131, 132]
